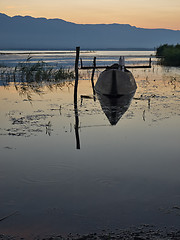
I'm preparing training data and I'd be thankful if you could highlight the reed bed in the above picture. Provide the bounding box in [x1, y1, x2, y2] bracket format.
[0, 58, 75, 101]
[0, 57, 75, 84]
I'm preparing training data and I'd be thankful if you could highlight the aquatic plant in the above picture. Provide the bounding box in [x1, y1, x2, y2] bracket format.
[156, 44, 180, 66]
[0, 57, 75, 101]
[0, 57, 75, 84]
[0, 67, 14, 85]
[16, 59, 75, 82]
[54, 67, 75, 81]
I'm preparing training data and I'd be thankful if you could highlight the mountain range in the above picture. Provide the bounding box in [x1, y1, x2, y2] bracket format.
[0, 13, 179, 50]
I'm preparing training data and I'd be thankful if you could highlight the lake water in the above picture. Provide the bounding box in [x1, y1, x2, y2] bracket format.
[0, 51, 180, 239]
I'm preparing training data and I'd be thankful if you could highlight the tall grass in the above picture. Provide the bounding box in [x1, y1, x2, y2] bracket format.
[0, 58, 75, 101]
[0, 57, 75, 84]
[156, 44, 180, 66]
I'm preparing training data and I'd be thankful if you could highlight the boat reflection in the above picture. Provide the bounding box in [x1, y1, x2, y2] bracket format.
[96, 92, 135, 125]
[74, 92, 135, 149]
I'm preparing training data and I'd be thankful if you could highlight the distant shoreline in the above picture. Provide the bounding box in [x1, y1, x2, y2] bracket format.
[0, 48, 154, 52]
[0, 48, 155, 56]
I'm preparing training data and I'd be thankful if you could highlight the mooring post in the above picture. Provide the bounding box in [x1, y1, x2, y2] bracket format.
[74, 47, 80, 149]
[149, 58, 152, 67]
[91, 56, 96, 100]
[119, 56, 125, 71]
[74, 46, 80, 104]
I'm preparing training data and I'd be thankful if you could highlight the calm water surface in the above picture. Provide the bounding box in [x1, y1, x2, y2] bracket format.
[0, 51, 180, 239]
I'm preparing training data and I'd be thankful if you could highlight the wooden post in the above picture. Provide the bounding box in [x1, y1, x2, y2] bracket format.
[74, 46, 80, 104]
[74, 47, 80, 149]
[80, 58, 83, 68]
[149, 58, 152, 67]
[91, 57, 96, 100]
[119, 56, 125, 71]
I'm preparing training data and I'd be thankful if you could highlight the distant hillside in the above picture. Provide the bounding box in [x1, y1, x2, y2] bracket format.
[0, 13, 179, 50]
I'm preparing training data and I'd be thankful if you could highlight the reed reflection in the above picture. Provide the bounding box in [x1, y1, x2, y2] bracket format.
[12, 80, 73, 101]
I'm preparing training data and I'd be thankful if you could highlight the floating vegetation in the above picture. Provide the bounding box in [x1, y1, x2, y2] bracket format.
[156, 44, 180, 66]
[2, 111, 55, 137]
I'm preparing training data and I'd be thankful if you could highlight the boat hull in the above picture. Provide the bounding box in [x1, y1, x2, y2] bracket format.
[95, 69, 137, 96]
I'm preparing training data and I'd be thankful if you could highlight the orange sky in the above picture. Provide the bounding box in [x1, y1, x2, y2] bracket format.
[1, 0, 180, 30]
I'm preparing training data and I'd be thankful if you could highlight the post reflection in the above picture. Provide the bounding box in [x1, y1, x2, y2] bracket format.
[74, 101, 80, 150]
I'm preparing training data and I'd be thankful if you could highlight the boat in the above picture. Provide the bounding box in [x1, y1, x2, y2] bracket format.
[95, 64, 137, 96]
[95, 60, 136, 125]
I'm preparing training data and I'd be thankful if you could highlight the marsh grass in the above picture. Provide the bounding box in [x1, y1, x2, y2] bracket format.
[0, 57, 75, 101]
[16, 58, 75, 82]
[0, 57, 75, 84]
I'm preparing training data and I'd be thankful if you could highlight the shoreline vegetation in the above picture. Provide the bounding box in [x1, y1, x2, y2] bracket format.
[0, 58, 75, 83]
[156, 44, 180, 66]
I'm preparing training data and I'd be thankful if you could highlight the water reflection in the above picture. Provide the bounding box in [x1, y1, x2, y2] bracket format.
[13, 80, 73, 101]
[97, 92, 135, 125]
[74, 92, 135, 149]
[74, 101, 81, 150]
[0, 64, 180, 238]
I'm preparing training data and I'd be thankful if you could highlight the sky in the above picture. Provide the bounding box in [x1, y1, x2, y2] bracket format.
[0, 0, 180, 30]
